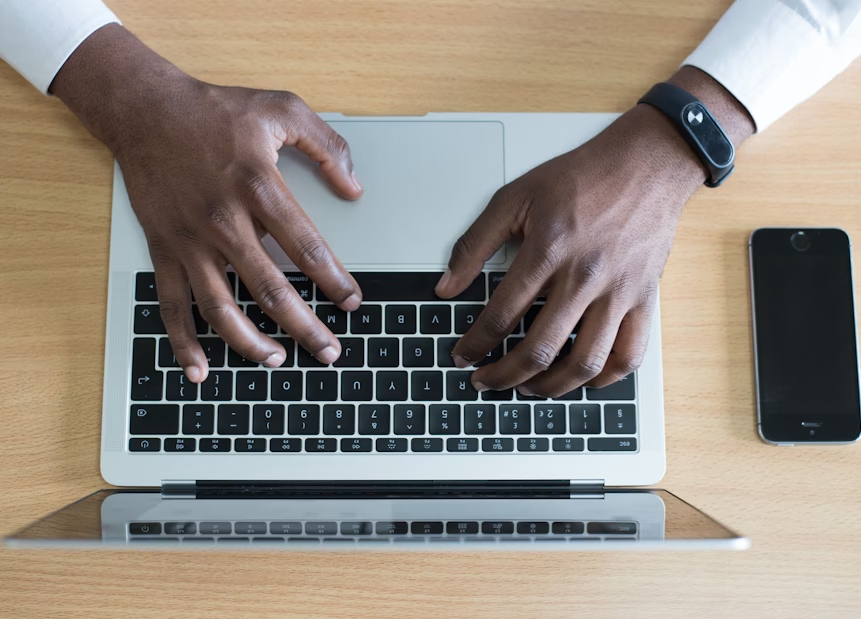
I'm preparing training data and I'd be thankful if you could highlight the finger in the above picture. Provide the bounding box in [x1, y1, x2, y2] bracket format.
[587, 292, 656, 388]
[521, 299, 627, 398]
[468, 274, 590, 391]
[186, 257, 288, 367]
[435, 186, 518, 299]
[223, 235, 342, 366]
[451, 241, 552, 369]
[275, 93, 363, 199]
[246, 172, 361, 311]
[152, 257, 208, 383]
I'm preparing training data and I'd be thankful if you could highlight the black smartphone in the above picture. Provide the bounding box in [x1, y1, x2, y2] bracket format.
[749, 228, 860, 445]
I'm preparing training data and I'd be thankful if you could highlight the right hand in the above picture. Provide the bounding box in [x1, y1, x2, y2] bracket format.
[52, 25, 363, 382]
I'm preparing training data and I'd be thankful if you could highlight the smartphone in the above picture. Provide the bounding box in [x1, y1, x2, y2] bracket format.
[749, 228, 861, 445]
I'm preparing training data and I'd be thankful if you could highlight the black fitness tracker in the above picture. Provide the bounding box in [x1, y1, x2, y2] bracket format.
[638, 82, 735, 188]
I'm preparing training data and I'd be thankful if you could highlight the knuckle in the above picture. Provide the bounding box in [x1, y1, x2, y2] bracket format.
[255, 280, 296, 316]
[521, 340, 558, 373]
[325, 131, 351, 161]
[572, 354, 607, 380]
[158, 299, 188, 328]
[197, 296, 233, 326]
[450, 229, 479, 265]
[293, 233, 332, 270]
[203, 203, 236, 235]
[575, 251, 607, 286]
[616, 348, 645, 376]
[480, 307, 517, 339]
[279, 91, 305, 115]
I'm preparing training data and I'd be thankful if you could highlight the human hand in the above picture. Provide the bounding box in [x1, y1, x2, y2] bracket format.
[435, 68, 754, 396]
[52, 25, 363, 382]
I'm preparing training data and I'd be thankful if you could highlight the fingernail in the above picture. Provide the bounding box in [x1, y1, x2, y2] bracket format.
[342, 293, 362, 312]
[316, 345, 340, 365]
[264, 351, 286, 367]
[472, 379, 489, 393]
[435, 269, 452, 295]
[184, 366, 202, 383]
[453, 354, 473, 369]
[351, 170, 363, 193]
[517, 385, 534, 396]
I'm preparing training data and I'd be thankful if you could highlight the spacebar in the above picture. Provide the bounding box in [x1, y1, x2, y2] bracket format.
[317, 272, 486, 302]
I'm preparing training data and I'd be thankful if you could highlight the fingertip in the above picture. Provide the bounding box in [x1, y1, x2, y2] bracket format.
[264, 351, 286, 368]
[316, 344, 340, 365]
[351, 170, 363, 194]
[184, 365, 206, 384]
[340, 293, 362, 312]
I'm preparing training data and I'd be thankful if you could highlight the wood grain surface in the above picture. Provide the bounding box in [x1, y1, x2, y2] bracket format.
[1, 1, 860, 617]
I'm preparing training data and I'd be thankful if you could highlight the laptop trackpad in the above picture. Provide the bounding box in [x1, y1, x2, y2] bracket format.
[269, 120, 505, 268]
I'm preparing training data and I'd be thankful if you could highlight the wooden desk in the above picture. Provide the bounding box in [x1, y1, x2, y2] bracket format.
[1, 1, 859, 616]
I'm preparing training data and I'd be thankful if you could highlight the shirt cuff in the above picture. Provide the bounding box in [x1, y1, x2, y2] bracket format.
[683, 0, 859, 132]
[0, 1, 120, 94]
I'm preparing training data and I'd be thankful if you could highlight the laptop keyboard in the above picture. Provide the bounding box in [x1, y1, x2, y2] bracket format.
[129, 271, 638, 454]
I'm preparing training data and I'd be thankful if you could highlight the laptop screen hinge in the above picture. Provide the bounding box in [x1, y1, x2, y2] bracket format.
[569, 480, 605, 499]
[161, 480, 196, 499]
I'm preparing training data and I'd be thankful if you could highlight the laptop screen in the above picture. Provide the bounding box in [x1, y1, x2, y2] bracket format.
[5, 489, 746, 550]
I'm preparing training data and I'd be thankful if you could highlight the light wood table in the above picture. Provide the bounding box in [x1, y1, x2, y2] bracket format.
[1, 1, 860, 617]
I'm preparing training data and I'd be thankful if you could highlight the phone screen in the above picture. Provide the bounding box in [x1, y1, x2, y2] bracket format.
[750, 228, 860, 443]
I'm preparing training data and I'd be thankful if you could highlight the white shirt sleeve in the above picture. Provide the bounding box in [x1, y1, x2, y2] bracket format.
[0, 0, 120, 94]
[684, 0, 861, 131]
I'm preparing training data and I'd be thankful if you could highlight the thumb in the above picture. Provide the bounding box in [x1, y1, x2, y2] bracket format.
[436, 187, 518, 298]
[274, 93, 363, 200]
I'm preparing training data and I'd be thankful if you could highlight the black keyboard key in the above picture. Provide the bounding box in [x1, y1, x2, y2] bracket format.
[420, 305, 452, 334]
[129, 438, 160, 452]
[270, 438, 302, 452]
[475, 344, 503, 368]
[350, 305, 382, 334]
[183, 404, 215, 434]
[166, 372, 198, 401]
[385, 305, 416, 334]
[586, 374, 635, 400]
[358, 405, 390, 435]
[499, 404, 531, 434]
[588, 437, 637, 451]
[488, 272, 506, 297]
[367, 337, 399, 367]
[505, 337, 523, 354]
[228, 348, 259, 368]
[340, 521, 373, 535]
[517, 522, 549, 535]
[158, 338, 180, 368]
[341, 370, 373, 401]
[553, 387, 583, 401]
[237, 278, 253, 302]
[218, 405, 249, 434]
[284, 272, 312, 302]
[271, 371, 303, 401]
[552, 521, 585, 534]
[191, 305, 209, 335]
[376, 437, 408, 452]
[569, 404, 601, 434]
[131, 338, 163, 401]
[198, 337, 226, 367]
[411, 521, 444, 535]
[447, 521, 479, 534]
[305, 438, 337, 452]
[341, 438, 373, 452]
[306, 371, 338, 401]
[297, 345, 327, 367]
[446, 370, 478, 401]
[200, 438, 231, 452]
[534, 404, 566, 434]
[464, 404, 496, 434]
[429, 404, 461, 435]
[517, 437, 549, 452]
[252, 404, 285, 435]
[316, 305, 347, 334]
[394, 404, 425, 435]
[604, 404, 636, 434]
[403, 337, 435, 367]
[454, 305, 484, 334]
[436, 337, 458, 367]
[552, 437, 584, 452]
[411, 371, 443, 401]
[481, 388, 514, 401]
[481, 521, 514, 535]
[587, 522, 638, 535]
[201, 371, 233, 401]
[482, 437, 514, 452]
[130, 404, 179, 435]
[446, 437, 478, 452]
[523, 304, 542, 332]
[317, 272, 485, 302]
[334, 338, 364, 367]
[135, 272, 158, 302]
[134, 305, 166, 334]
[411, 437, 443, 452]
[375, 521, 409, 535]
[323, 405, 355, 435]
[288, 405, 320, 435]
[376, 371, 408, 401]
[235, 438, 266, 452]
[274, 337, 294, 367]
[246, 305, 278, 334]
[236, 371, 268, 401]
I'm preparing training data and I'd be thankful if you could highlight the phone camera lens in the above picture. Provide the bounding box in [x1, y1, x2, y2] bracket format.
[791, 231, 811, 252]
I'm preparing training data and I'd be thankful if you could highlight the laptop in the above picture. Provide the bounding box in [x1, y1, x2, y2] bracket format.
[5, 113, 748, 550]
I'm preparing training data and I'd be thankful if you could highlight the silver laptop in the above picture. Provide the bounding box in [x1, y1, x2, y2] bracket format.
[5, 113, 747, 550]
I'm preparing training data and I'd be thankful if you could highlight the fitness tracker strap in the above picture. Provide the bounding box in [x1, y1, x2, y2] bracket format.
[638, 82, 735, 188]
